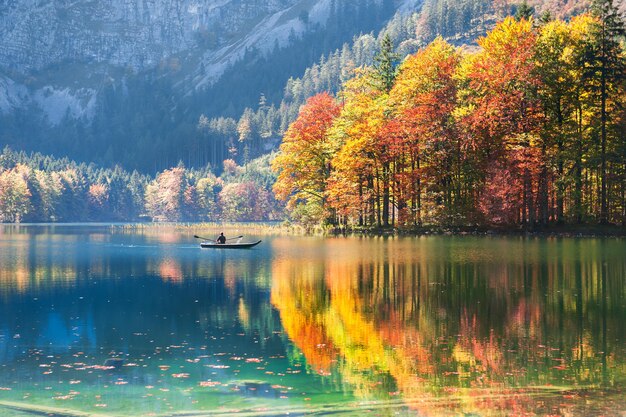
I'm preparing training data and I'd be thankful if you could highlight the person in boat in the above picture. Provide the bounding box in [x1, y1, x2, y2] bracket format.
[216, 232, 226, 244]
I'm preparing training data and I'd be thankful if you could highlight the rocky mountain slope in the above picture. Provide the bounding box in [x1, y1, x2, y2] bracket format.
[0, 0, 342, 122]
[1, 0, 312, 74]
[0, 0, 622, 172]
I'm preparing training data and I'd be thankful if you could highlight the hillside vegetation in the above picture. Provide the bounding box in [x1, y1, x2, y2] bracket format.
[0, 148, 278, 222]
[273, 2, 626, 228]
[0, 0, 624, 228]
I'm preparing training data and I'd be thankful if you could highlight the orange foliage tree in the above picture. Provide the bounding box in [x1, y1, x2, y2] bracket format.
[457, 17, 545, 225]
[272, 93, 342, 224]
[326, 70, 387, 226]
[272, 13, 625, 228]
[389, 37, 465, 225]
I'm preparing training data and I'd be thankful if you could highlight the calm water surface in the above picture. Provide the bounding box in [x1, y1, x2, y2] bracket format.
[0, 225, 625, 416]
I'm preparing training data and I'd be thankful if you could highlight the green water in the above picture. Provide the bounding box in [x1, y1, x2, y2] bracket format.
[0, 225, 624, 416]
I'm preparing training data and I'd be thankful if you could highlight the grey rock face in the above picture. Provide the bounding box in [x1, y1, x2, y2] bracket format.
[0, 0, 299, 73]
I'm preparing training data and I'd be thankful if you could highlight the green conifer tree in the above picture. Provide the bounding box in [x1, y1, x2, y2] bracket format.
[373, 34, 399, 93]
[514, 1, 535, 21]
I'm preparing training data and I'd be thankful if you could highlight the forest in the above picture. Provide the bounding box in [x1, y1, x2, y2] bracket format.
[0, 148, 279, 223]
[0, 0, 397, 173]
[0, 0, 546, 174]
[1, 1, 624, 228]
[273, 3, 626, 228]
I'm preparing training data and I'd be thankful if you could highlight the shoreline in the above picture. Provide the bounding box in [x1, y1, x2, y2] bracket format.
[2, 221, 625, 238]
[330, 224, 626, 238]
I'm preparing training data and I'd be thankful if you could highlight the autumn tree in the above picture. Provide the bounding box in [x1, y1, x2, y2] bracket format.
[273, 14, 625, 229]
[0, 165, 31, 222]
[535, 16, 596, 223]
[272, 93, 341, 224]
[583, 0, 625, 223]
[219, 182, 272, 221]
[145, 167, 188, 222]
[389, 38, 463, 224]
[457, 17, 544, 225]
[327, 71, 387, 226]
[88, 183, 110, 220]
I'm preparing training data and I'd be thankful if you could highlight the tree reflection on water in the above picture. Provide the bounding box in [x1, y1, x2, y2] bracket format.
[271, 236, 626, 415]
[0, 227, 624, 415]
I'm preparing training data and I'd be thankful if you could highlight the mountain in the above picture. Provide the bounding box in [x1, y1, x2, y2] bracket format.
[0, 0, 379, 122]
[0, 0, 622, 173]
[2, 0, 308, 74]
[0, 0, 402, 171]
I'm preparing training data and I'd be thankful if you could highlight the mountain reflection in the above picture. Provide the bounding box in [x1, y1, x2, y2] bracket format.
[271, 236, 626, 414]
[0, 226, 280, 362]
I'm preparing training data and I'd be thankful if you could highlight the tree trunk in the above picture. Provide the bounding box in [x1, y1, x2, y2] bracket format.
[622, 164, 626, 227]
[522, 173, 528, 225]
[368, 176, 376, 226]
[359, 182, 364, 227]
[456, 137, 462, 216]
[374, 170, 382, 227]
[600, 67, 608, 224]
[556, 101, 565, 223]
[539, 143, 549, 225]
[538, 169, 548, 225]
[575, 105, 584, 223]
[382, 162, 390, 226]
[416, 154, 422, 226]
[622, 167, 625, 227]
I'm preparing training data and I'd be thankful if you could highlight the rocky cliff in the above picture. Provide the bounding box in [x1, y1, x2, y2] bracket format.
[0, 0, 341, 122]
[0, 0, 306, 73]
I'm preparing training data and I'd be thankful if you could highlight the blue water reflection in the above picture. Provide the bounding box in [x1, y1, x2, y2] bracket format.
[0, 225, 624, 416]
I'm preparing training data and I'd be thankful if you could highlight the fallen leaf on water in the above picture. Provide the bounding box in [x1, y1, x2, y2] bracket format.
[199, 381, 221, 387]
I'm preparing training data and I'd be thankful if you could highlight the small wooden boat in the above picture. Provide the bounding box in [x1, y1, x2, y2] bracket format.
[200, 240, 262, 249]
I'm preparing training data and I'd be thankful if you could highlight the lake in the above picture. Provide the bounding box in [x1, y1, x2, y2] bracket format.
[0, 225, 625, 416]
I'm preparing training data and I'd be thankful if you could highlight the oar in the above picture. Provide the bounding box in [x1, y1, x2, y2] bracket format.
[194, 234, 213, 240]
[194, 234, 243, 241]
